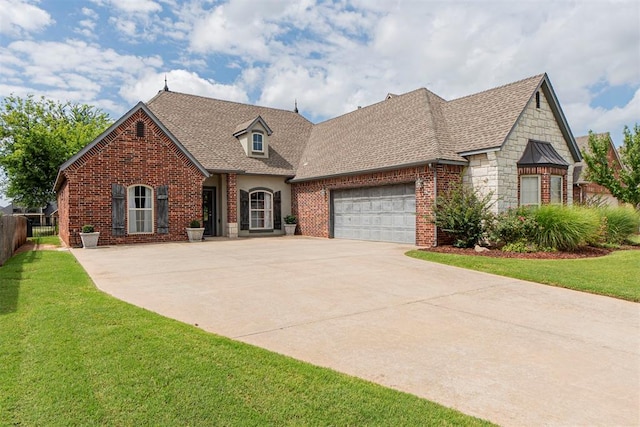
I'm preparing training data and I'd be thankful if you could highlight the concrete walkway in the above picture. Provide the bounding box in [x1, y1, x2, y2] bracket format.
[71, 237, 640, 426]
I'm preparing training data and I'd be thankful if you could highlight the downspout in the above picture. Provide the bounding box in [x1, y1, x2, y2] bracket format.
[432, 163, 438, 247]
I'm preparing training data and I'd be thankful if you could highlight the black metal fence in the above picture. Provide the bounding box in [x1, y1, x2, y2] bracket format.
[27, 224, 58, 237]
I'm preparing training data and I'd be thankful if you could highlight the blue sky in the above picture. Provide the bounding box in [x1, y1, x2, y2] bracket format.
[1, 0, 639, 206]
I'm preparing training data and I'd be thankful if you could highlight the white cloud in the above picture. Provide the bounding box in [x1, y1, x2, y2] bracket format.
[0, 39, 164, 119]
[91, 0, 162, 14]
[82, 7, 99, 20]
[0, 0, 53, 36]
[119, 69, 249, 104]
[1, 0, 638, 145]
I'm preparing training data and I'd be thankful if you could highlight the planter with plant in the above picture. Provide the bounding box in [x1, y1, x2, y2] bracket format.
[284, 215, 297, 236]
[186, 220, 205, 242]
[79, 224, 100, 248]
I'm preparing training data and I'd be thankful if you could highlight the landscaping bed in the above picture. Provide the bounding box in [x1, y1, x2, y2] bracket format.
[420, 245, 622, 259]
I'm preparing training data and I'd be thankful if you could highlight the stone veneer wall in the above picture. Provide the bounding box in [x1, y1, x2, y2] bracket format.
[464, 89, 575, 212]
[291, 164, 463, 246]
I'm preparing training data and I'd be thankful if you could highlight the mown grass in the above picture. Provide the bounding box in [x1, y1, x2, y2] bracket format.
[0, 250, 491, 426]
[28, 235, 61, 246]
[407, 249, 640, 302]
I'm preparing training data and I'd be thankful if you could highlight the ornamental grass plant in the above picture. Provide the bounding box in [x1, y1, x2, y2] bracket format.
[530, 205, 600, 251]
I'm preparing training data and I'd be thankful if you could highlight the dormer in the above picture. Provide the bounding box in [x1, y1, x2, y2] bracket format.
[233, 116, 273, 159]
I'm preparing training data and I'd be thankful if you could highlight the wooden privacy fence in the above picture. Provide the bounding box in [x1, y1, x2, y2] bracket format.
[0, 216, 27, 266]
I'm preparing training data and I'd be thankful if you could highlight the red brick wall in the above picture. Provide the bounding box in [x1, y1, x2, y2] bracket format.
[226, 173, 237, 221]
[57, 109, 206, 246]
[518, 166, 568, 205]
[291, 164, 463, 246]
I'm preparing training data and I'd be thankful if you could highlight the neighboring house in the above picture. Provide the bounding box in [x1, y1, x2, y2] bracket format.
[573, 133, 622, 206]
[55, 73, 581, 247]
[0, 202, 57, 225]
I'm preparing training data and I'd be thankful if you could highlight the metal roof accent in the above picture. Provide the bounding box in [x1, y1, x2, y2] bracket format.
[517, 139, 570, 168]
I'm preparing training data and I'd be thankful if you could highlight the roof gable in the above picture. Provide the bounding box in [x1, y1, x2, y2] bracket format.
[233, 115, 273, 137]
[54, 102, 209, 191]
[445, 74, 580, 162]
[146, 91, 312, 176]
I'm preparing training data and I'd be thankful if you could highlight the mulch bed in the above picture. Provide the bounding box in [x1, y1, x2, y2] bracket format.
[418, 245, 636, 259]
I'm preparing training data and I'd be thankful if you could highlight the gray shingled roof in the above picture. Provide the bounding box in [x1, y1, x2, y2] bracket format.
[445, 74, 544, 154]
[140, 73, 574, 182]
[292, 74, 548, 181]
[146, 91, 313, 175]
[293, 88, 465, 181]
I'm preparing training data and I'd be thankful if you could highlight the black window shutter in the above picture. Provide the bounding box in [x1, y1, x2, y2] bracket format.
[156, 185, 169, 234]
[274, 191, 282, 230]
[112, 184, 125, 236]
[240, 190, 249, 230]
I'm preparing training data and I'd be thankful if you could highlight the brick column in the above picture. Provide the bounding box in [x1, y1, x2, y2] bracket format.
[226, 173, 238, 238]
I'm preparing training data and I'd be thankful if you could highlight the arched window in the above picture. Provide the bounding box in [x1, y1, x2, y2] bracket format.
[128, 185, 153, 233]
[250, 190, 272, 229]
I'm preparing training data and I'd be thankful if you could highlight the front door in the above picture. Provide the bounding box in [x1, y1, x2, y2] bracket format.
[203, 188, 216, 236]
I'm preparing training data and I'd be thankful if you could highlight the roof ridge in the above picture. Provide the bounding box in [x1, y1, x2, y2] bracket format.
[148, 90, 313, 123]
[449, 73, 545, 103]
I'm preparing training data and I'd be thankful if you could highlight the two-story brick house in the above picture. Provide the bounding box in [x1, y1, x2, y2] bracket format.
[55, 73, 581, 247]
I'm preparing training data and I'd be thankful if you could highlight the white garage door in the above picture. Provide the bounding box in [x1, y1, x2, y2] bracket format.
[332, 184, 416, 244]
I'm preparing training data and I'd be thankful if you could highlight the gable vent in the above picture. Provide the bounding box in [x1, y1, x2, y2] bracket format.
[535, 91, 540, 109]
[136, 121, 145, 138]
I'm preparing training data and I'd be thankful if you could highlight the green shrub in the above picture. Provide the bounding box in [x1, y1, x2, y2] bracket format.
[530, 205, 599, 251]
[432, 183, 494, 248]
[490, 207, 537, 245]
[502, 240, 537, 253]
[81, 224, 95, 233]
[597, 206, 640, 244]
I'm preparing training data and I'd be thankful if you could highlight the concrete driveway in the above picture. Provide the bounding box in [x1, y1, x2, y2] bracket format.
[71, 237, 639, 426]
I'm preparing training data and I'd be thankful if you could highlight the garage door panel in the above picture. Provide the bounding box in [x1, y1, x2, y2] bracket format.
[332, 184, 416, 244]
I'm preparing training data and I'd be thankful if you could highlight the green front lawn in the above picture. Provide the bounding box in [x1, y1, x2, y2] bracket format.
[407, 249, 640, 302]
[0, 251, 490, 426]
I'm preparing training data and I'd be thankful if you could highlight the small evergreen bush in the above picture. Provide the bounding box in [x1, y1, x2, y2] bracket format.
[432, 183, 494, 248]
[81, 224, 95, 233]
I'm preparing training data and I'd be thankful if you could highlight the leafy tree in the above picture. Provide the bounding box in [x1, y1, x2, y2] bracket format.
[0, 95, 111, 207]
[582, 125, 640, 209]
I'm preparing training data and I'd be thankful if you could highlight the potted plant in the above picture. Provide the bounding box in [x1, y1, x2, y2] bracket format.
[186, 219, 205, 242]
[284, 214, 297, 236]
[79, 224, 100, 248]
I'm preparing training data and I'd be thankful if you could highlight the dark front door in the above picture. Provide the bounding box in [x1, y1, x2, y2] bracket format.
[203, 188, 216, 236]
